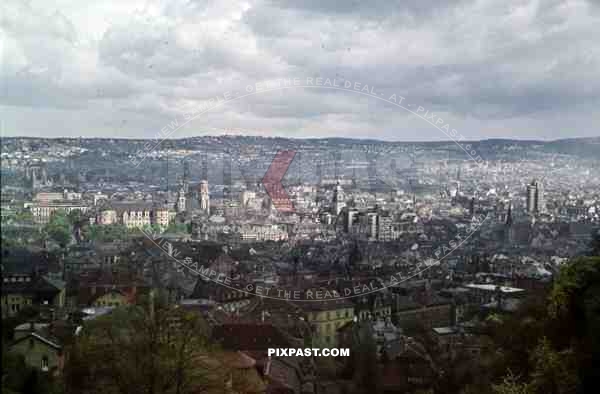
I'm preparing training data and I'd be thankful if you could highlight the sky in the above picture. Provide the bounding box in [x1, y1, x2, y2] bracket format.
[1, 0, 599, 141]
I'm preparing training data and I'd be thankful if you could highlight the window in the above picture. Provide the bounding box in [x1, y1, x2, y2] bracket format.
[41, 356, 49, 371]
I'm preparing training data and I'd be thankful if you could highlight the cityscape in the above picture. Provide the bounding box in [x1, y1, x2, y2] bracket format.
[2, 135, 599, 393]
[1, 0, 600, 393]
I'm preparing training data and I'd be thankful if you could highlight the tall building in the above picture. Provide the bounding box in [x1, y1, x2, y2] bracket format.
[176, 186, 186, 213]
[506, 202, 513, 226]
[182, 160, 190, 193]
[504, 201, 514, 244]
[316, 161, 322, 185]
[199, 180, 210, 214]
[378, 214, 393, 241]
[367, 212, 378, 240]
[346, 209, 359, 233]
[223, 154, 232, 206]
[526, 182, 535, 213]
[526, 179, 545, 214]
[333, 181, 345, 216]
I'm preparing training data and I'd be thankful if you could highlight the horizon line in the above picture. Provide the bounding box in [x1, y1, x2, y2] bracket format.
[2, 134, 598, 144]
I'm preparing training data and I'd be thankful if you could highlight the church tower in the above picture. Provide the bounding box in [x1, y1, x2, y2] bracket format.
[333, 181, 345, 216]
[199, 180, 210, 215]
[176, 186, 186, 213]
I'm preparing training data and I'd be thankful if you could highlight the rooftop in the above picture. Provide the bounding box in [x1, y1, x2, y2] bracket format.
[463, 283, 525, 293]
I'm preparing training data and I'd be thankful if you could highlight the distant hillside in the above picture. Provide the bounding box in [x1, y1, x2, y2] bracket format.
[2, 135, 599, 159]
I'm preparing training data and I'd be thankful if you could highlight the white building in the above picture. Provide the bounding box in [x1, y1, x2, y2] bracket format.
[177, 187, 186, 213]
[34, 189, 81, 203]
[241, 190, 256, 207]
[333, 182, 345, 216]
[199, 180, 210, 214]
[31, 201, 89, 224]
[97, 209, 117, 225]
[239, 224, 289, 242]
[97, 203, 175, 229]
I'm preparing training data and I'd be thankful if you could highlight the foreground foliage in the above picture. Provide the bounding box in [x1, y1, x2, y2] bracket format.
[466, 256, 600, 394]
[64, 299, 230, 394]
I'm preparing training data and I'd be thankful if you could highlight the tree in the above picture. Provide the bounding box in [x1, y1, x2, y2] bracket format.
[141, 223, 164, 236]
[14, 210, 34, 223]
[547, 256, 600, 391]
[67, 209, 86, 227]
[485, 257, 600, 394]
[44, 210, 72, 248]
[528, 339, 579, 394]
[165, 220, 188, 234]
[83, 224, 129, 243]
[491, 372, 530, 394]
[63, 301, 230, 394]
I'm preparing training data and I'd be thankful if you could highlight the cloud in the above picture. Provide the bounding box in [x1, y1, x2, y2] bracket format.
[1, 0, 599, 140]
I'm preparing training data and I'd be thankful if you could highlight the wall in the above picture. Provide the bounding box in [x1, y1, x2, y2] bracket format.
[10, 337, 62, 374]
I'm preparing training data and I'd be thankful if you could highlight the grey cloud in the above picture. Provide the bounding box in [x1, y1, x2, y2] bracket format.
[1, 0, 599, 140]
[270, 0, 469, 19]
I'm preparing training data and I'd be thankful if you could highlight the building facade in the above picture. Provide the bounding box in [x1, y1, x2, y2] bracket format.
[526, 179, 545, 214]
[31, 202, 89, 224]
[199, 180, 210, 214]
[303, 300, 355, 347]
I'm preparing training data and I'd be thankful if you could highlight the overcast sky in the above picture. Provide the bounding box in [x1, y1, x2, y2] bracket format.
[1, 0, 599, 141]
